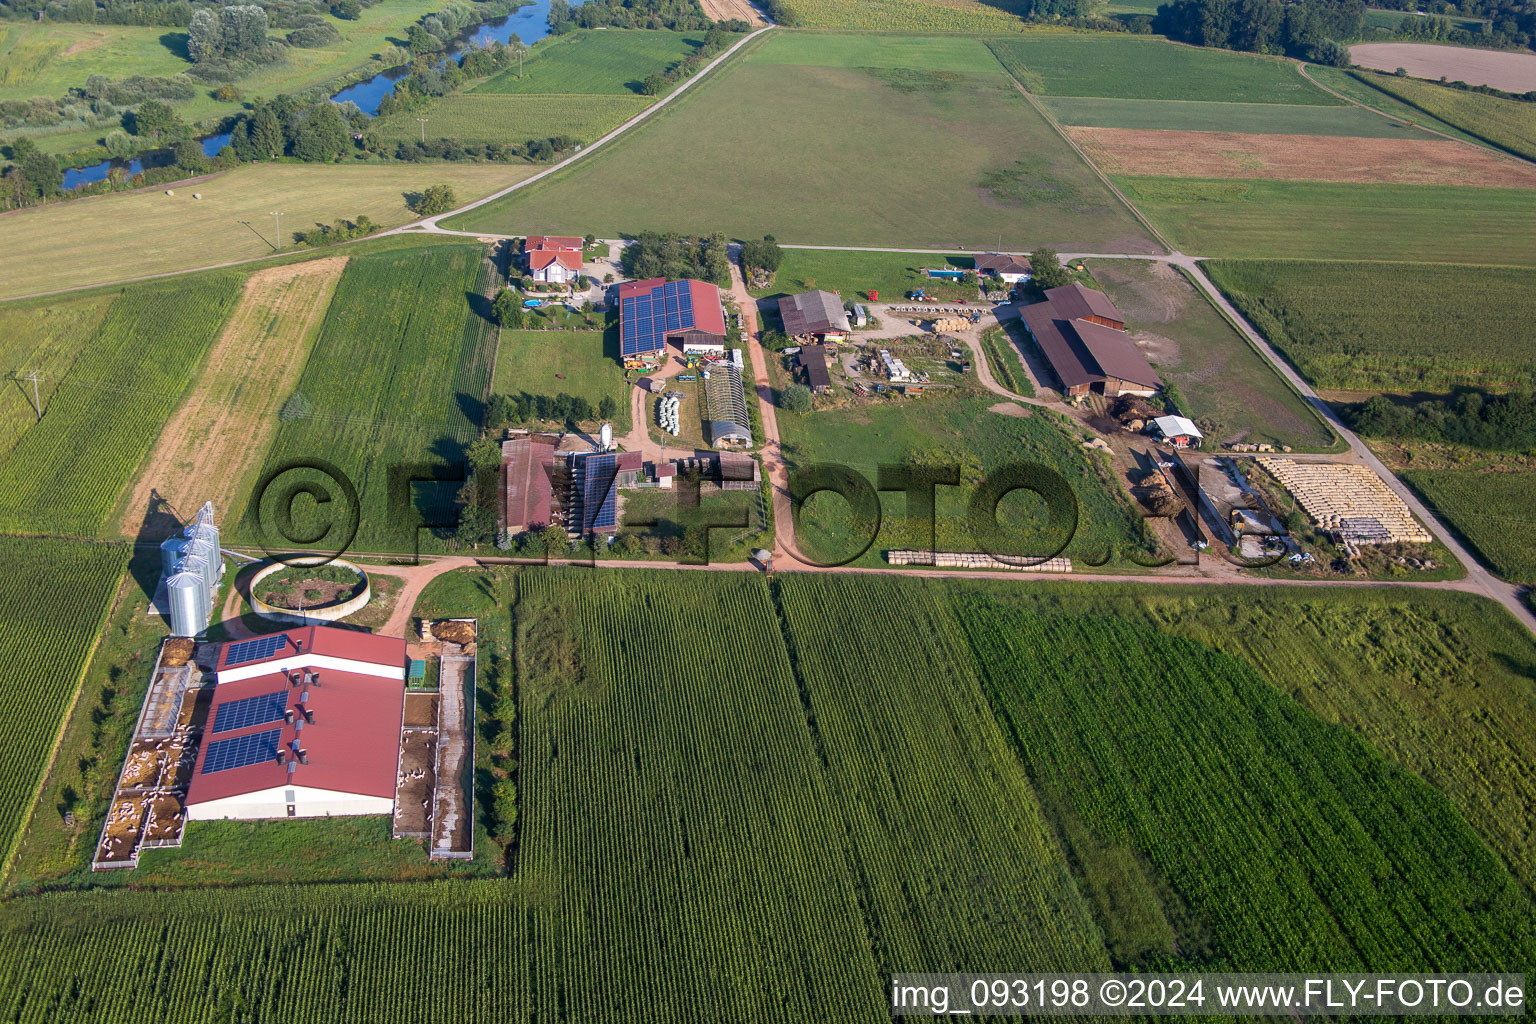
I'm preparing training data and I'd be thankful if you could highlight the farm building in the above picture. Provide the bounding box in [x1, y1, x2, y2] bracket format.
[501, 437, 556, 535]
[700, 362, 753, 448]
[568, 450, 643, 535]
[778, 290, 851, 342]
[184, 627, 407, 821]
[619, 278, 728, 367]
[974, 253, 1033, 285]
[797, 345, 833, 393]
[1018, 285, 1161, 398]
[1150, 415, 1204, 448]
[524, 235, 584, 285]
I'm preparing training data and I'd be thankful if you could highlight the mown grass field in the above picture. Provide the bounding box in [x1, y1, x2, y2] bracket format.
[774, 0, 1032, 32]
[1205, 259, 1536, 390]
[777, 394, 1159, 567]
[0, 162, 531, 299]
[1040, 96, 1435, 137]
[749, 29, 1000, 71]
[1118, 177, 1536, 265]
[1, 571, 1533, 1018]
[988, 34, 1339, 104]
[1402, 468, 1536, 583]
[492, 327, 633, 432]
[1086, 260, 1335, 449]
[373, 92, 653, 145]
[1347, 68, 1536, 161]
[449, 39, 1157, 251]
[0, 538, 128, 870]
[0, 274, 243, 536]
[474, 28, 704, 94]
[239, 245, 496, 553]
[747, 247, 974, 303]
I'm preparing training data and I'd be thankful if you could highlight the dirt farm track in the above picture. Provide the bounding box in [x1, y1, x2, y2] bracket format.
[1349, 43, 1536, 92]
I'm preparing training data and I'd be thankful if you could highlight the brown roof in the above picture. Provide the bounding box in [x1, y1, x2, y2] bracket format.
[778, 290, 850, 337]
[1071, 319, 1162, 390]
[974, 253, 1032, 275]
[526, 235, 582, 252]
[1019, 302, 1098, 391]
[797, 345, 832, 390]
[1044, 282, 1124, 324]
[503, 438, 555, 533]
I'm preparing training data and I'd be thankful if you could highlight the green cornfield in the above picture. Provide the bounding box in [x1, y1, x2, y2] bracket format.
[774, 0, 1031, 32]
[0, 538, 128, 866]
[0, 570, 1531, 1020]
[1350, 70, 1536, 162]
[0, 275, 243, 536]
[240, 245, 497, 553]
[1403, 468, 1536, 583]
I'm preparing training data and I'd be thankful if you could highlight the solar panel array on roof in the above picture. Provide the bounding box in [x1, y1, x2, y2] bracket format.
[212, 691, 288, 735]
[201, 728, 282, 774]
[581, 453, 619, 532]
[622, 279, 696, 357]
[225, 633, 289, 666]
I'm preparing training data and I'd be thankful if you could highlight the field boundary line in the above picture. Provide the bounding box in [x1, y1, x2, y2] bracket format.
[413, 22, 777, 230]
[0, 545, 129, 886]
[990, 60, 1174, 256]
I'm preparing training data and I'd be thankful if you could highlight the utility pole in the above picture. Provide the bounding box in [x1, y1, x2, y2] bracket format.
[417, 117, 429, 144]
[270, 210, 284, 251]
[26, 370, 40, 422]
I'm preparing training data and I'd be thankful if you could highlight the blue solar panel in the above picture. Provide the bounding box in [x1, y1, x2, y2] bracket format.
[621, 280, 708, 357]
[201, 728, 282, 774]
[580, 454, 620, 532]
[225, 634, 289, 666]
[212, 691, 288, 734]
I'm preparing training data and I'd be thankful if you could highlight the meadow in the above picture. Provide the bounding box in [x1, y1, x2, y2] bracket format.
[448, 41, 1156, 251]
[1117, 177, 1536, 265]
[0, 273, 244, 537]
[1402, 468, 1536, 582]
[240, 245, 496, 553]
[0, 571, 1533, 1017]
[1304, 64, 1490, 146]
[1204, 259, 1536, 390]
[776, 393, 1159, 567]
[747, 29, 1000, 71]
[748, 247, 974, 304]
[0, 162, 531, 299]
[373, 92, 653, 145]
[474, 28, 704, 94]
[492, 328, 633, 432]
[987, 34, 1340, 104]
[772, 0, 1033, 32]
[1347, 68, 1536, 161]
[0, 538, 128, 872]
[1040, 96, 1436, 137]
[1086, 260, 1335, 449]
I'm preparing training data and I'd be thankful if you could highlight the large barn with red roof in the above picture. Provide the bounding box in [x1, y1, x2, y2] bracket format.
[184, 626, 406, 821]
[618, 277, 727, 367]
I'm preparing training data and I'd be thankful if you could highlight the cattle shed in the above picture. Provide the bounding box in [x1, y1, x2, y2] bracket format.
[797, 345, 833, 393]
[619, 278, 728, 366]
[1019, 285, 1160, 398]
[779, 290, 851, 341]
[502, 437, 556, 534]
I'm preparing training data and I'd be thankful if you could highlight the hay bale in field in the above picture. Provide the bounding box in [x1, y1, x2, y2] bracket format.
[431, 620, 475, 645]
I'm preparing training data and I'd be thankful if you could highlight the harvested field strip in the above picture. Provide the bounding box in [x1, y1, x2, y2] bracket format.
[952, 589, 1536, 970]
[0, 274, 244, 536]
[1349, 42, 1536, 93]
[1071, 127, 1536, 188]
[121, 258, 346, 538]
[1040, 96, 1436, 137]
[0, 538, 128, 867]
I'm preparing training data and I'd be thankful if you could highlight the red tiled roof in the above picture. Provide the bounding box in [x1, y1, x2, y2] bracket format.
[530, 249, 582, 271]
[503, 438, 555, 533]
[526, 235, 582, 252]
[617, 278, 727, 351]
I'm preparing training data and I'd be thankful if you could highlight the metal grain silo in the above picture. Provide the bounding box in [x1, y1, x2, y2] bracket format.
[160, 536, 187, 578]
[167, 571, 207, 637]
[186, 536, 219, 600]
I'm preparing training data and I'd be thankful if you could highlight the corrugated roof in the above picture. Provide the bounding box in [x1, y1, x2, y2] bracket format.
[1152, 415, 1202, 438]
[779, 290, 850, 337]
[1045, 282, 1124, 324]
[797, 345, 832, 390]
[503, 438, 555, 533]
[216, 625, 401, 672]
[1019, 302, 1098, 391]
[1071, 319, 1162, 390]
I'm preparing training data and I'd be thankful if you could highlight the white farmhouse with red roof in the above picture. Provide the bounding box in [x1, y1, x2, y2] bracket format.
[185, 626, 406, 821]
[524, 235, 584, 285]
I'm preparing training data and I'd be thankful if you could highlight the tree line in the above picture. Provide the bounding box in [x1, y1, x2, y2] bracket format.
[1345, 389, 1536, 450]
[1153, 0, 1366, 61]
[623, 231, 732, 286]
[550, 0, 742, 33]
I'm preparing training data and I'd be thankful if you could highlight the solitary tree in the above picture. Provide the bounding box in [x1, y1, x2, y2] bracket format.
[1028, 247, 1073, 291]
[782, 383, 813, 413]
[597, 396, 618, 420]
[492, 288, 523, 326]
[413, 183, 458, 216]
